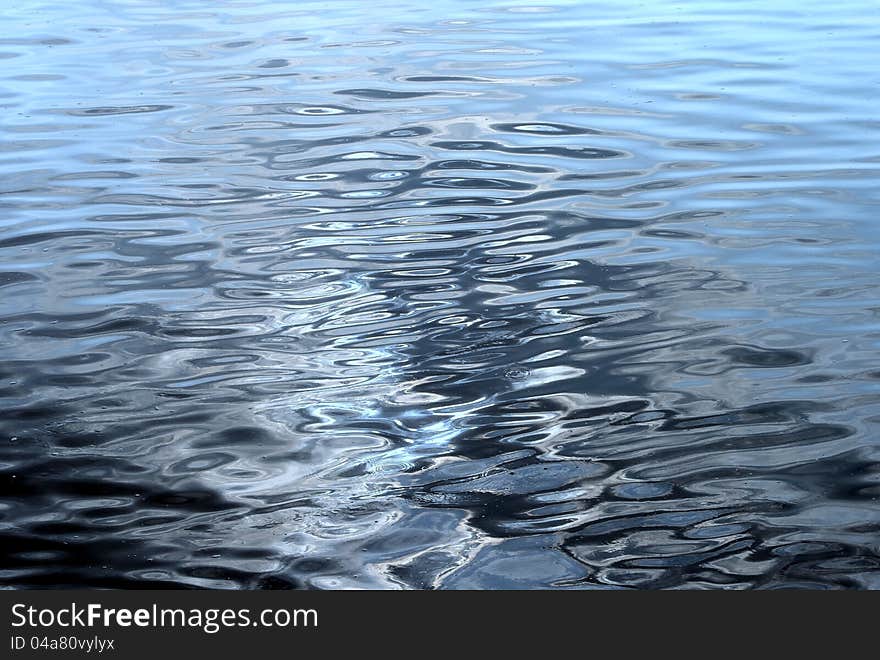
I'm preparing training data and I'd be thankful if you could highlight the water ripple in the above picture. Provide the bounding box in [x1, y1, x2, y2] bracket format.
[1, 0, 879, 589]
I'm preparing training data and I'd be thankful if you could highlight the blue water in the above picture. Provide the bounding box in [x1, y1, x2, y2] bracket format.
[1, 0, 879, 589]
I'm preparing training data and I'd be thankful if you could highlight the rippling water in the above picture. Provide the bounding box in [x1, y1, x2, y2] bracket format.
[2, 0, 879, 589]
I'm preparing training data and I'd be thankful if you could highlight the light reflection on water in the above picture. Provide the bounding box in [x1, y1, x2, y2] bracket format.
[1, 0, 879, 589]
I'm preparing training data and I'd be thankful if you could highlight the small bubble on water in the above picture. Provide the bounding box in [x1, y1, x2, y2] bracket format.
[505, 366, 530, 380]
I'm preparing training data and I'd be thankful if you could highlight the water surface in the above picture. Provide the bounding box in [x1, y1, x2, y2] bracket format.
[2, 0, 879, 589]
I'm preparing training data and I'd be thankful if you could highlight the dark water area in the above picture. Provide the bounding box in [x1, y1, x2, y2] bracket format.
[2, 1, 879, 589]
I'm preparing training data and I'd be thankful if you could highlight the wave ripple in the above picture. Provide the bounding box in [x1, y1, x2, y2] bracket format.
[2, 0, 879, 589]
